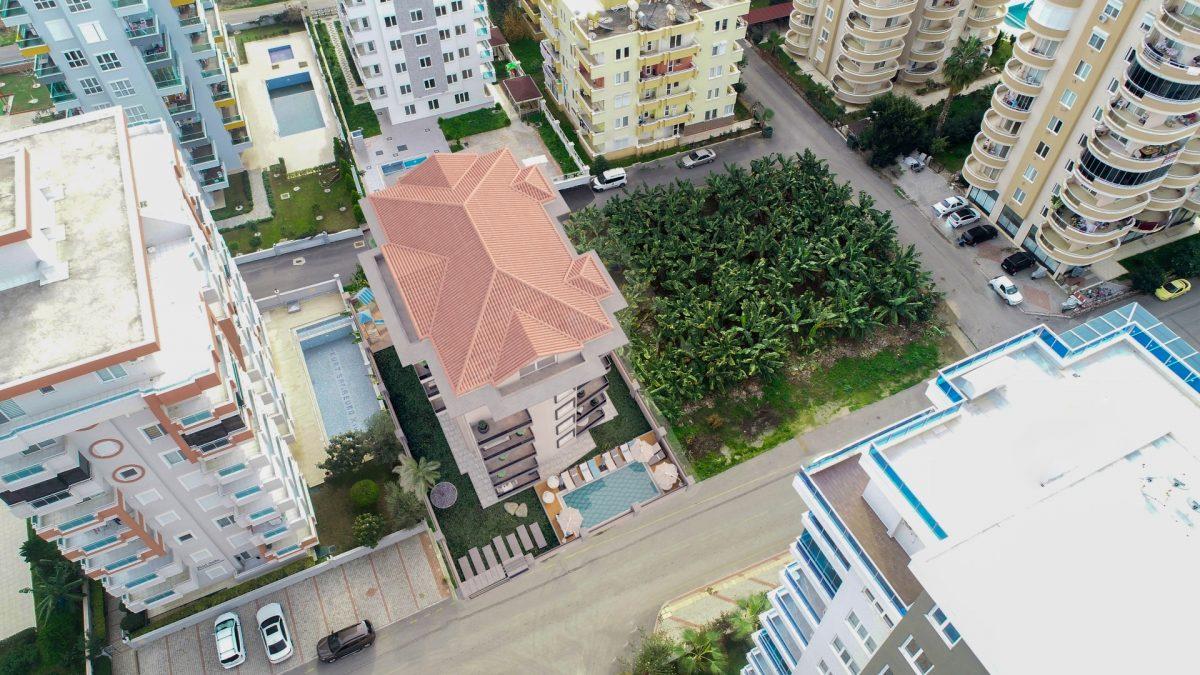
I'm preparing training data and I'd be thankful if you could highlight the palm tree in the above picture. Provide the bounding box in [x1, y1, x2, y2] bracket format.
[21, 560, 84, 624]
[393, 455, 441, 494]
[673, 628, 728, 675]
[730, 593, 770, 639]
[935, 36, 988, 138]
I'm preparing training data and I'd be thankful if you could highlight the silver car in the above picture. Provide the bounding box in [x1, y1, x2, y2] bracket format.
[678, 149, 716, 169]
[214, 612, 245, 669]
[256, 603, 294, 664]
[932, 196, 970, 217]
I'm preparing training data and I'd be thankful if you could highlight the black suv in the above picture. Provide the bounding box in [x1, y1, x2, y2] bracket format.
[958, 224, 998, 247]
[317, 620, 375, 663]
[1001, 251, 1036, 275]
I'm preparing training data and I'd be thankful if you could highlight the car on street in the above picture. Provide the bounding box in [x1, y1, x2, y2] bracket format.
[214, 613, 246, 670]
[317, 620, 376, 663]
[1001, 251, 1037, 275]
[1155, 278, 1193, 301]
[256, 603, 294, 664]
[958, 224, 998, 247]
[590, 168, 627, 192]
[989, 275, 1024, 306]
[678, 149, 716, 169]
[946, 207, 982, 229]
[932, 196, 970, 217]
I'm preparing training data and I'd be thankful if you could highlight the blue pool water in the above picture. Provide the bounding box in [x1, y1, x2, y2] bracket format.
[268, 45, 294, 63]
[299, 318, 378, 438]
[562, 462, 660, 529]
[266, 72, 324, 137]
[1005, 0, 1031, 29]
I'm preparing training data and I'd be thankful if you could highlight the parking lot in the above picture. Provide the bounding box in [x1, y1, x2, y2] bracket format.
[117, 532, 450, 674]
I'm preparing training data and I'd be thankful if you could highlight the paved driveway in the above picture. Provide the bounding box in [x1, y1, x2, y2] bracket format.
[117, 533, 449, 675]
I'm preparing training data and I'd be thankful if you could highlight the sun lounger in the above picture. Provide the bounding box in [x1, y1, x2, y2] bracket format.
[619, 445, 633, 463]
[469, 547, 485, 575]
[483, 544, 498, 569]
[506, 533, 521, 558]
[530, 522, 548, 549]
[457, 556, 473, 580]
[602, 451, 615, 470]
[579, 462, 594, 482]
[493, 535, 512, 561]
[587, 458, 601, 476]
[560, 471, 576, 490]
[517, 525, 534, 553]
[611, 450, 626, 468]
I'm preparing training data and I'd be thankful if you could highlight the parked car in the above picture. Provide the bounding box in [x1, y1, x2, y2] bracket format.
[989, 275, 1024, 306]
[590, 168, 627, 192]
[678, 148, 716, 168]
[1001, 251, 1037, 275]
[946, 207, 982, 229]
[958, 224, 998, 247]
[932, 196, 970, 217]
[904, 155, 925, 172]
[1155, 278, 1193, 301]
[256, 603, 294, 664]
[214, 613, 246, 670]
[317, 620, 376, 663]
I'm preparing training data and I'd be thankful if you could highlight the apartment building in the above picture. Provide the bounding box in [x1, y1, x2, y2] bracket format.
[0, 109, 316, 614]
[744, 303, 1200, 675]
[779, 0, 1004, 103]
[359, 150, 629, 507]
[534, 0, 749, 159]
[965, 0, 1200, 277]
[338, 0, 494, 127]
[3, 0, 250, 200]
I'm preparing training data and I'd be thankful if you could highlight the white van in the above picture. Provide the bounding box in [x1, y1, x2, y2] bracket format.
[591, 168, 627, 192]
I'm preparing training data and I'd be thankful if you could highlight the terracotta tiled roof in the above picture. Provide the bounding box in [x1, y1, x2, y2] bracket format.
[371, 150, 616, 395]
[744, 2, 792, 23]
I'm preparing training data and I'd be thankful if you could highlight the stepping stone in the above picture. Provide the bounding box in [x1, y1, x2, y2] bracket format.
[517, 525, 534, 552]
[503, 502, 518, 516]
[482, 544, 498, 569]
[530, 523, 548, 549]
[493, 535, 511, 561]
[514, 503, 528, 518]
[505, 533, 521, 559]
[457, 555, 473, 580]
[469, 547, 485, 575]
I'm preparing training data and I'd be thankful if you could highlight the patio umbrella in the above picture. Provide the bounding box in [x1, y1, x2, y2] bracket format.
[557, 507, 583, 535]
[652, 462, 679, 490]
[630, 439, 657, 464]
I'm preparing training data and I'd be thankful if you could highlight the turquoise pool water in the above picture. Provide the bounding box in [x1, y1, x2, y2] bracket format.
[1005, 0, 1031, 29]
[562, 462, 660, 529]
[299, 317, 378, 438]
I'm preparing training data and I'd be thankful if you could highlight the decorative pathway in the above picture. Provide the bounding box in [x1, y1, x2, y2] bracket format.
[655, 550, 790, 638]
[214, 170, 271, 231]
[322, 18, 369, 105]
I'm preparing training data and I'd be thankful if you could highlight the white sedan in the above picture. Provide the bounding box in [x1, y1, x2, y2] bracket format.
[989, 275, 1024, 306]
[256, 603, 294, 664]
[932, 196, 970, 217]
[214, 612, 246, 670]
[946, 207, 982, 229]
[678, 149, 717, 169]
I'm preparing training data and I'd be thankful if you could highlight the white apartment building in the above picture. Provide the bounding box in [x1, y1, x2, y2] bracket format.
[338, 0, 495, 127]
[0, 108, 316, 614]
[745, 303, 1200, 674]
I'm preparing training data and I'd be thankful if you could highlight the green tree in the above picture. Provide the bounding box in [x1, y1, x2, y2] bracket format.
[730, 592, 770, 640]
[349, 479, 381, 511]
[382, 482, 427, 529]
[860, 93, 929, 167]
[625, 630, 677, 675]
[364, 410, 403, 466]
[935, 36, 987, 138]
[21, 560, 83, 625]
[673, 628, 727, 675]
[1130, 261, 1169, 293]
[19, 532, 59, 567]
[318, 430, 371, 479]
[352, 513, 386, 548]
[393, 455, 441, 494]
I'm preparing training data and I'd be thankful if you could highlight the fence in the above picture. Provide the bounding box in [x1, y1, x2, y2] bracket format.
[255, 277, 343, 312]
[232, 227, 363, 265]
[537, 99, 587, 174]
[609, 353, 692, 484]
[553, 170, 591, 190]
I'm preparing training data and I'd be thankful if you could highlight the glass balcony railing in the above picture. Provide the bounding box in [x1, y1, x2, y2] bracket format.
[33, 54, 59, 78]
[141, 43, 171, 65]
[48, 81, 76, 102]
[152, 67, 182, 90]
[125, 16, 158, 39]
[17, 25, 43, 49]
[0, 0, 25, 19]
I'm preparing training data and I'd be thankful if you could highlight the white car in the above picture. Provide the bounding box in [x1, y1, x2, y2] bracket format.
[932, 196, 970, 217]
[256, 603, 294, 664]
[678, 149, 716, 169]
[214, 612, 246, 670]
[590, 168, 627, 192]
[946, 207, 982, 229]
[989, 275, 1024, 306]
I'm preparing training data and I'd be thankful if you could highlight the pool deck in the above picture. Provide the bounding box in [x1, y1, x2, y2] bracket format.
[234, 32, 338, 172]
[263, 290, 347, 486]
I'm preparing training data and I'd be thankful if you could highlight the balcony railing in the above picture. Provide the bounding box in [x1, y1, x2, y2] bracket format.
[125, 16, 158, 39]
[33, 55, 59, 78]
[0, 0, 25, 19]
[17, 26, 43, 49]
[48, 81, 76, 102]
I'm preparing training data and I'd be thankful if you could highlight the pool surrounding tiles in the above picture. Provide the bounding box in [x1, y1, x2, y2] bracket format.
[561, 462, 660, 529]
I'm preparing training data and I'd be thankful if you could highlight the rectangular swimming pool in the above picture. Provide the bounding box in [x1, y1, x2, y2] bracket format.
[561, 462, 660, 530]
[266, 72, 324, 137]
[267, 45, 294, 63]
[298, 317, 379, 438]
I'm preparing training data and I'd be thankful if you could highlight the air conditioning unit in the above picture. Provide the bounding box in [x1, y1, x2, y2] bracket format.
[1098, 13, 1108, 22]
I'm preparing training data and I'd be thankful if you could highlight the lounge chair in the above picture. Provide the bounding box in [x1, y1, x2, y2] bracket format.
[560, 471, 576, 490]
[530, 522, 548, 548]
[579, 462, 594, 482]
[602, 451, 616, 470]
[587, 458, 601, 477]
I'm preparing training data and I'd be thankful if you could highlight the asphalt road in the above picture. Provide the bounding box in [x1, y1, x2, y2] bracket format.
[237, 234, 366, 298]
[1152, 290, 1200, 344]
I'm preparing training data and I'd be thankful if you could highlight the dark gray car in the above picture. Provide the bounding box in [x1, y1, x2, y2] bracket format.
[317, 620, 375, 663]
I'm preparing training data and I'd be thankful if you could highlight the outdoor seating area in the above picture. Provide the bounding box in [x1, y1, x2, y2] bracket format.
[535, 431, 681, 543]
[456, 522, 551, 597]
[351, 286, 392, 352]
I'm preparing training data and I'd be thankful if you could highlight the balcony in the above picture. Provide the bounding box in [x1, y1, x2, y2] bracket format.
[576, 408, 606, 434]
[981, 108, 1021, 143]
[855, 0, 916, 18]
[1002, 60, 1045, 96]
[1164, 160, 1200, 188]
[835, 56, 897, 85]
[140, 41, 172, 66]
[34, 490, 116, 535]
[966, 6, 1004, 28]
[86, 541, 152, 576]
[1035, 225, 1120, 266]
[840, 36, 903, 62]
[33, 54, 61, 80]
[48, 81, 76, 103]
[922, 0, 959, 18]
[992, 85, 1033, 121]
[972, 133, 1011, 169]
[177, 3, 203, 30]
[845, 15, 910, 41]
[916, 19, 953, 40]
[1015, 32, 1056, 69]
[1049, 207, 1134, 245]
[62, 518, 131, 555]
[1158, 6, 1200, 46]
[909, 40, 946, 62]
[1062, 181, 1150, 221]
[832, 76, 890, 104]
[199, 56, 226, 82]
[1147, 184, 1188, 209]
[165, 91, 195, 115]
[125, 15, 159, 41]
[963, 155, 1001, 189]
[210, 81, 234, 104]
[1139, 38, 1200, 83]
[472, 409, 533, 445]
[230, 129, 252, 147]
[899, 61, 939, 83]
[152, 66, 184, 93]
[1106, 99, 1199, 143]
[190, 30, 216, 56]
[111, 0, 148, 16]
[0, 0, 27, 25]
[17, 26, 46, 57]
[784, 31, 811, 55]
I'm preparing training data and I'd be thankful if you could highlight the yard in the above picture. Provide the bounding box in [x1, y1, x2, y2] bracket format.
[312, 19, 382, 137]
[207, 170, 254, 221]
[525, 111, 580, 173]
[230, 20, 305, 65]
[309, 463, 395, 552]
[374, 348, 554, 561]
[221, 162, 361, 253]
[438, 105, 511, 142]
[0, 70, 52, 115]
[584, 364, 652, 458]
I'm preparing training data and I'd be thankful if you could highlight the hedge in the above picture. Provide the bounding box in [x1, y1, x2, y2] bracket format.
[89, 579, 107, 644]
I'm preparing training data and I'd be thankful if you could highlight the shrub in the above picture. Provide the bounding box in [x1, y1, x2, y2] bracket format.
[120, 609, 148, 633]
[352, 513, 386, 548]
[364, 410, 402, 466]
[1130, 261, 1169, 292]
[349, 479, 380, 511]
[1168, 238, 1200, 277]
[19, 533, 58, 567]
[0, 637, 37, 675]
[89, 579, 107, 644]
[382, 482, 426, 529]
[319, 430, 371, 479]
[861, 93, 929, 167]
[38, 606, 82, 670]
[625, 630, 677, 675]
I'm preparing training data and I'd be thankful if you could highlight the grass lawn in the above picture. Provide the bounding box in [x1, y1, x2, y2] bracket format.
[0, 71, 52, 115]
[525, 111, 580, 173]
[231, 21, 305, 64]
[313, 19, 382, 137]
[208, 170, 254, 221]
[585, 366, 652, 456]
[309, 463, 395, 552]
[221, 163, 360, 253]
[216, 0, 288, 9]
[438, 105, 511, 140]
[934, 144, 969, 173]
[509, 37, 544, 79]
[988, 34, 1014, 70]
[0, 28, 16, 46]
[374, 348, 554, 561]
[676, 328, 958, 479]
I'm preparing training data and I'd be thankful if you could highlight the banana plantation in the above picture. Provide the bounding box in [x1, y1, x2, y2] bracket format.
[567, 152, 939, 422]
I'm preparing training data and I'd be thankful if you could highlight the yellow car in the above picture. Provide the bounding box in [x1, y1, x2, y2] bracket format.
[1155, 278, 1192, 301]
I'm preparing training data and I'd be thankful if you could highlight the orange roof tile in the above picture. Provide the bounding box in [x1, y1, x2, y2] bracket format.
[371, 150, 617, 395]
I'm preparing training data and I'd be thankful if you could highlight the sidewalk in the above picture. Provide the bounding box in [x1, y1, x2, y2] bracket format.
[215, 170, 271, 230]
[322, 17, 368, 105]
[655, 551, 790, 638]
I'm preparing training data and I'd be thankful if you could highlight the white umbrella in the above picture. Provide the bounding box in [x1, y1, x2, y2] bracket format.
[557, 506, 583, 535]
[652, 462, 678, 490]
[630, 439, 658, 464]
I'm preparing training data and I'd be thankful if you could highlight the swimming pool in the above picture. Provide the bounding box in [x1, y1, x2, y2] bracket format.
[561, 462, 660, 529]
[267, 45, 294, 63]
[1005, 0, 1031, 29]
[266, 72, 324, 137]
[298, 317, 379, 438]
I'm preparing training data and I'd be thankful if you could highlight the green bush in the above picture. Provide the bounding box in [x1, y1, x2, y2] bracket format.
[1130, 261, 1169, 293]
[437, 105, 511, 141]
[1168, 238, 1200, 277]
[349, 479, 381, 511]
[91, 655, 113, 675]
[352, 513, 386, 548]
[382, 482, 427, 529]
[89, 579, 107, 644]
[120, 609, 148, 634]
[0, 631, 37, 675]
[38, 606, 82, 670]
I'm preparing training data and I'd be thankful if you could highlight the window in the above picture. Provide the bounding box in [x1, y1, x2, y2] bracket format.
[415, 33, 428, 45]
[1102, 0, 1121, 18]
[900, 636, 933, 674]
[706, 87, 719, 99]
[451, 0, 462, 9]
[419, 56, 432, 68]
[454, 91, 470, 104]
[797, 530, 842, 594]
[135, 489, 162, 505]
[614, 46, 629, 60]
[78, 77, 103, 96]
[109, 79, 136, 98]
[422, 77, 436, 88]
[1035, 141, 1050, 158]
[1060, 89, 1077, 108]
[817, 662, 832, 675]
[435, 4, 447, 15]
[927, 605, 961, 646]
[862, 588, 894, 628]
[116, 466, 143, 481]
[819, 28, 829, 43]
[455, 24, 466, 35]
[427, 99, 439, 110]
[176, 532, 195, 543]
[383, 15, 397, 27]
[461, 68, 473, 79]
[1073, 60, 1091, 81]
[78, 21, 104, 42]
[439, 28, 450, 39]
[614, 70, 630, 84]
[846, 612, 878, 653]
[446, 72, 458, 84]
[711, 41, 727, 56]
[409, 8, 423, 20]
[458, 46, 469, 57]
[825, 6, 833, 19]
[714, 18, 727, 30]
[97, 52, 121, 71]
[30, 491, 70, 509]
[1088, 29, 1107, 51]
[1022, 165, 1037, 182]
[390, 39, 403, 51]
[156, 511, 180, 526]
[1092, 106, 1104, 121]
[443, 51, 455, 62]
[1140, 10, 1155, 30]
[64, 0, 91, 12]
[125, 105, 149, 123]
[704, 108, 718, 121]
[831, 637, 860, 675]
[1047, 116, 1063, 134]
[141, 423, 167, 441]
[214, 514, 236, 529]
[32, 0, 55, 7]
[161, 449, 186, 466]
[1013, 187, 1027, 203]
[403, 104, 416, 115]
[615, 92, 631, 107]
[96, 364, 128, 381]
[614, 115, 629, 129]
[38, 385, 55, 394]
[395, 62, 407, 74]
[708, 65, 722, 78]
[64, 49, 88, 68]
